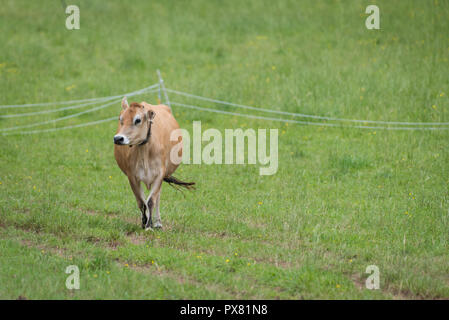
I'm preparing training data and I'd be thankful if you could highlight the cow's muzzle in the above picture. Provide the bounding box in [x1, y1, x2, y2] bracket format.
[113, 134, 129, 145]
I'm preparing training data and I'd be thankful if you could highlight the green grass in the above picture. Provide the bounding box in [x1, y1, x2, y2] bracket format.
[0, 0, 448, 299]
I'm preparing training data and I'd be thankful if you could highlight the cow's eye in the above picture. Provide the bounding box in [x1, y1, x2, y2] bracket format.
[134, 118, 141, 125]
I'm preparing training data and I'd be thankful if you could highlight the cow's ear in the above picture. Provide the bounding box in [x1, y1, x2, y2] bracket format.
[121, 97, 129, 110]
[147, 110, 156, 121]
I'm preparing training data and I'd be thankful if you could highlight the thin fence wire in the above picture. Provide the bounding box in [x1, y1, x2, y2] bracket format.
[0, 88, 158, 132]
[166, 88, 449, 126]
[0, 99, 111, 118]
[2, 116, 117, 136]
[0, 82, 157, 117]
[0, 100, 119, 132]
[2, 81, 449, 135]
[0, 83, 159, 109]
[171, 101, 449, 131]
[6, 99, 447, 136]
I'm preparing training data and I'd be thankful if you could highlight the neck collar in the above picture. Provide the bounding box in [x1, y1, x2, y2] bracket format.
[138, 118, 153, 146]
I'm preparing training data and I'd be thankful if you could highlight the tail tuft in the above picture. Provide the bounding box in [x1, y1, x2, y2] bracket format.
[163, 176, 195, 190]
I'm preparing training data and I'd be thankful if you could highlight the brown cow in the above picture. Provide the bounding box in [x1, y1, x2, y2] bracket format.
[113, 97, 194, 230]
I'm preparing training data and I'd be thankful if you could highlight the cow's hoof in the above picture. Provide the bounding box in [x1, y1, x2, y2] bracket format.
[154, 221, 163, 229]
[145, 219, 153, 231]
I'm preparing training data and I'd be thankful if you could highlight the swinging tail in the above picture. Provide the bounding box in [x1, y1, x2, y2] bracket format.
[163, 176, 195, 190]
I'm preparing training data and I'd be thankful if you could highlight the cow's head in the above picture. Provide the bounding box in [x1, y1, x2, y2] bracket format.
[113, 97, 155, 146]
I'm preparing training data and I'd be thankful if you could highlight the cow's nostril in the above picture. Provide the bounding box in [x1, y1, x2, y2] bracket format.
[114, 136, 124, 144]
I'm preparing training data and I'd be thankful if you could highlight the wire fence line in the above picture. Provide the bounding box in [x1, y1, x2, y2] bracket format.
[1, 80, 449, 136]
[2, 116, 118, 136]
[0, 83, 157, 118]
[0, 83, 159, 109]
[5, 99, 447, 136]
[0, 99, 111, 118]
[157, 69, 171, 111]
[0, 99, 120, 132]
[1, 77, 166, 136]
[0, 88, 158, 132]
[166, 88, 449, 126]
[171, 101, 449, 131]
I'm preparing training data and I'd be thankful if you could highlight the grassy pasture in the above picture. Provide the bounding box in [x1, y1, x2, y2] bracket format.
[0, 0, 448, 299]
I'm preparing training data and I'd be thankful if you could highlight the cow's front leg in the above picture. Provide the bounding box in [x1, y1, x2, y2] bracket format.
[146, 197, 154, 230]
[144, 177, 163, 231]
[153, 192, 163, 229]
[128, 177, 148, 229]
[140, 202, 147, 228]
